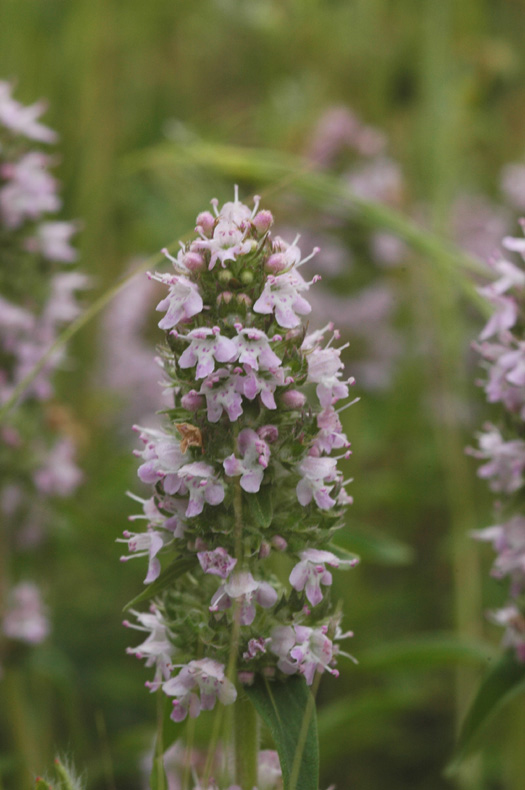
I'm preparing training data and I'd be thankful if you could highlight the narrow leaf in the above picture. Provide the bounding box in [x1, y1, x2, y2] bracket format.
[362, 634, 497, 671]
[447, 650, 525, 773]
[245, 675, 319, 790]
[245, 486, 273, 529]
[150, 749, 168, 790]
[326, 542, 360, 565]
[123, 557, 197, 611]
[333, 525, 414, 566]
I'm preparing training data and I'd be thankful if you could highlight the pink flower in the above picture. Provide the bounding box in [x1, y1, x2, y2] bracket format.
[125, 607, 174, 691]
[209, 571, 278, 625]
[233, 326, 281, 371]
[199, 368, 244, 423]
[313, 407, 351, 454]
[119, 527, 167, 584]
[306, 346, 353, 408]
[0, 81, 57, 142]
[469, 425, 525, 493]
[135, 427, 189, 495]
[163, 658, 237, 721]
[197, 547, 237, 579]
[270, 624, 338, 685]
[176, 462, 225, 517]
[2, 582, 49, 645]
[0, 152, 60, 228]
[254, 271, 312, 329]
[296, 456, 338, 510]
[177, 326, 237, 379]
[242, 365, 285, 410]
[33, 438, 83, 497]
[223, 428, 270, 493]
[154, 274, 204, 330]
[26, 221, 78, 262]
[289, 549, 358, 606]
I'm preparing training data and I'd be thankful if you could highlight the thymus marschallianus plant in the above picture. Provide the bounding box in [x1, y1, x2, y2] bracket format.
[122, 188, 358, 786]
[468, 222, 525, 661]
[0, 81, 84, 666]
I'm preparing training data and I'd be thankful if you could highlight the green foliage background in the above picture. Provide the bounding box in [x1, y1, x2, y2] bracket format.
[1, 0, 525, 788]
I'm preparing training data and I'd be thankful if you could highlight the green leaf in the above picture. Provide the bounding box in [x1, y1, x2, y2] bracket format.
[129, 140, 488, 310]
[361, 634, 498, 671]
[245, 675, 319, 790]
[326, 542, 360, 565]
[34, 779, 53, 790]
[447, 650, 525, 774]
[150, 748, 168, 790]
[333, 525, 414, 566]
[245, 486, 273, 529]
[123, 556, 197, 611]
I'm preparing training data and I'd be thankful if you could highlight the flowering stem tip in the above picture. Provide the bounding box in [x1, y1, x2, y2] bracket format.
[122, 189, 359, 786]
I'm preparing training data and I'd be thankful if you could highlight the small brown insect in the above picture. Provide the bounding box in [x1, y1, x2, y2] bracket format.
[175, 423, 204, 454]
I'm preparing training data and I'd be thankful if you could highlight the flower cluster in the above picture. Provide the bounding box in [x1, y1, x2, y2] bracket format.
[145, 743, 283, 790]
[123, 189, 358, 731]
[469, 222, 525, 660]
[0, 82, 84, 662]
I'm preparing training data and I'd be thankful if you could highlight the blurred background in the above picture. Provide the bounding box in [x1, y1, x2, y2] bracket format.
[1, 0, 525, 788]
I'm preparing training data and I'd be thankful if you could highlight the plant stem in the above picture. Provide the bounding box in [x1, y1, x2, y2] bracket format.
[234, 689, 259, 790]
[153, 690, 166, 790]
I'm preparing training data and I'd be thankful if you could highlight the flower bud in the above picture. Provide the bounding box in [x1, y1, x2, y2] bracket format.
[281, 390, 307, 409]
[253, 209, 273, 235]
[257, 424, 279, 443]
[265, 253, 288, 274]
[195, 211, 215, 236]
[271, 535, 288, 551]
[181, 390, 204, 411]
[240, 269, 254, 285]
[183, 251, 205, 272]
[217, 290, 233, 305]
[258, 541, 271, 559]
[218, 269, 233, 284]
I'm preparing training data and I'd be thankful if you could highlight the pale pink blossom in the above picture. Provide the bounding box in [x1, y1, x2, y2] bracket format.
[163, 658, 237, 722]
[209, 571, 278, 626]
[296, 455, 338, 510]
[0, 152, 60, 228]
[2, 582, 49, 645]
[270, 624, 338, 685]
[177, 327, 237, 379]
[135, 427, 189, 495]
[33, 437, 83, 497]
[233, 326, 281, 371]
[125, 607, 174, 691]
[289, 549, 358, 606]
[119, 527, 168, 584]
[197, 547, 237, 579]
[0, 81, 57, 142]
[199, 368, 244, 423]
[253, 271, 312, 329]
[223, 428, 270, 493]
[176, 462, 225, 517]
[154, 274, 204, 330]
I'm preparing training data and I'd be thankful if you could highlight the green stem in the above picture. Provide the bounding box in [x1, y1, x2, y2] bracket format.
[234, 689, 259, 790]
[153, 690, 166, 790]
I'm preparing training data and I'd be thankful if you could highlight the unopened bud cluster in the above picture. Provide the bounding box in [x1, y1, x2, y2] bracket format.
[469, 221, 525, 660]
[123, 188, 358, 723]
